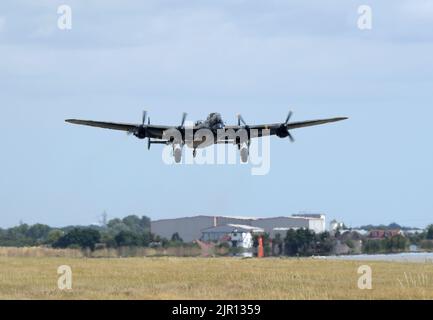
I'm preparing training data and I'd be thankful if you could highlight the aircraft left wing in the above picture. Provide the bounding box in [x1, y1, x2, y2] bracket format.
[225, 117, 348, 137]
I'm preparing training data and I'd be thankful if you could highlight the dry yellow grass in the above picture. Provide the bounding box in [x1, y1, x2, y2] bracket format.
[0, 246, 202, 258]
[1, 256, 433, 299]
[0, 246, 84, 258]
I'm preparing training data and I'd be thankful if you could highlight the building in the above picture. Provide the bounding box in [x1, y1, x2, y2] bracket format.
[201, 224, 264, 249]
[368, 229, 403, 239]
[151, 214, 326, 242]
[329, 219, 345, 232]
[258, 215, 326, 238]
[151, 215, 254, 242]
[292, 214, 326, 233]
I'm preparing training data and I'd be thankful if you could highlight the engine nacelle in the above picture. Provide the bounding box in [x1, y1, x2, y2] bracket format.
[133, 126, 147, 139]
[275, 124, 289, 138]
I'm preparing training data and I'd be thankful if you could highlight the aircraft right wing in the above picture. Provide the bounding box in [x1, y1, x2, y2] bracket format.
[65, 119, 138, 132]
[65, 119, 174, 139]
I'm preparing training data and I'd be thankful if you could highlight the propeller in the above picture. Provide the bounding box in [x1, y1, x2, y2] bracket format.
[128, 110, 148, 138]
[237, 114, 247, 127]
[142, 110, 147, 126]
[287, 130, 295, 143]
[179, 112, 187, 128]
[147, 116, 151, 149]
[285, 111, 293, 125]
[277, 110, 295, 142]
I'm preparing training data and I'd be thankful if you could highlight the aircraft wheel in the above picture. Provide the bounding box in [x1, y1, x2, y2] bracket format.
[174, 147, 182, 163]
[240, 147, 249, 163]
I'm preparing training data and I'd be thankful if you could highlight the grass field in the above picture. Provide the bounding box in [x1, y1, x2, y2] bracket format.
[1, 256, 433, 299]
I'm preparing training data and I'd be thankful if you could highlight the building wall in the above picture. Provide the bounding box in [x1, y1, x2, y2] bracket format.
[252, 217, 309, 234]
[151, 215, 253, 242]
[151, 216, 212, 242]
[308, 218, 326, 233]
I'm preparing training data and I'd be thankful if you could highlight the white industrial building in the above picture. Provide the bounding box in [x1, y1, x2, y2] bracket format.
[201, 224, 264, 248]
[151, 214, 326, 242]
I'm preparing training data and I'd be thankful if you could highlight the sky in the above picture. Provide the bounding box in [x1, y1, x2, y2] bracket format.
[0, 0, 432, 228]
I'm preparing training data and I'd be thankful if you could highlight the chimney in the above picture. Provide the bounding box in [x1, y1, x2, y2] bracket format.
[213, 216, 217, 227]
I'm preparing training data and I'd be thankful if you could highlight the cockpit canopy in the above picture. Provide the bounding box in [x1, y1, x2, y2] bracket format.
[207, 112, 223, 125]
[195, 113, 224, 128]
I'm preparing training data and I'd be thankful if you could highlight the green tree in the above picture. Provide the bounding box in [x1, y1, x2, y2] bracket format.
[53, 228, 101, 250]
[284, 229, 299, 256]
[384, 235, 407, 252]
[114, 231, 142, 247]
[122, 215, 151, 234]
[363, 239, 383, 253]
[26, 224, 51, 243]
[272, 233, 284, 256]
[46, 229, 64, 245]
[426, 225, 433, 240]
[171, 232, 183, 242]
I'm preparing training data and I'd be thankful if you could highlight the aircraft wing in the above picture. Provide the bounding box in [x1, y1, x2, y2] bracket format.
[65, 119, 173, 139]
[65, 119, 138, 131]
[226, 117, 347, 136]
[66, 116, 347, 140]
[281, 117, 348, 130]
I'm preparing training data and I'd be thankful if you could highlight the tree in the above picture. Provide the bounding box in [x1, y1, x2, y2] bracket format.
[426, 225, 433, 240]
[114, 231, 141, 247]
[171, 232, 183, 242]
[53, 228, 101, 250]
[363, 239, 383, 253]
[106, 218, 130, 234]
[1, 224, 33, 246]
[384, 235, 407, 252]
[284, 229, 299, 256]
[100, 232, 117, 248]
[283, 229, 332, 256]
[122, 215, 151, 234]
[272, 233, 284, 256]
[388, 222, 402, 230]
[295, 229, 315, 256]
[46, 229, 64, 245]
[26, 224, 51, 243]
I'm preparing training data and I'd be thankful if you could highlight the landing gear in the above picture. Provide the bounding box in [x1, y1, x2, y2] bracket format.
[240, 146, 249, 163]
[193, 148, 197, 158]
[239, 141, 250, 163]
[173, 144, 183, 163]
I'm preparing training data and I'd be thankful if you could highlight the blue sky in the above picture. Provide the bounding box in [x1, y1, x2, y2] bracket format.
[0, 0, 432, 228]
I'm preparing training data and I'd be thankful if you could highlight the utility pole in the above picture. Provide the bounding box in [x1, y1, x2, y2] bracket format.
[100, 211, 108, 227]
